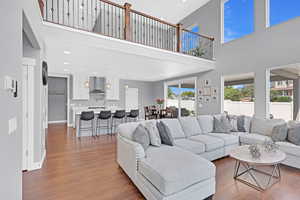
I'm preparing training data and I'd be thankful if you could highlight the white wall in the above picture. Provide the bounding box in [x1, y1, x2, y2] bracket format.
[0, 1, 22, 199]
[181, 0, 300, 118]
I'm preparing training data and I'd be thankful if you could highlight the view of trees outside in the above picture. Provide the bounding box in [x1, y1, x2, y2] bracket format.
[224, 84, 254, 102]
[167, 86, 196, 117]
[225, 81, 293, 102]
[167, 87, 195, 100]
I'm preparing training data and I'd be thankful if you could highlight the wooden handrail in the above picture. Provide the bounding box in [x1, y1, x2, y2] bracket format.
[182, 29, 214, 41]
[130, 9, 177, 28]
[38, 0, 44, 16]
[99, 0, 125, 9]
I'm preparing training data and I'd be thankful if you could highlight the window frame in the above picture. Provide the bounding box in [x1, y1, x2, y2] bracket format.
[221, 0, 255, 44]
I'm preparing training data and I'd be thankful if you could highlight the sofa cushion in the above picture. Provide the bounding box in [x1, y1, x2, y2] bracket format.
[174, 139, 206, 154]
[208, 133, 239, 146]
[230, 132, 249, 137]
[240, 133, 272, 145]
[118, 122, 142, 140]
[271, 123, 288, 142]
[287, 121, 300, 145]
[237, 115, 252, 132]
[157, 121, 174, 146]
[251, 118, 285, 136]
[161, 119, 186, 139]
[189, 135, 225, 151]
[179, 117, 202, 137]
[144, 121, 161, 147]
[132, 124, 150, 151]
[213, 116, 232, 133]
[139, 145, 216, 196]
[197, 115, 214, 133]
[276, 141, 300, 157]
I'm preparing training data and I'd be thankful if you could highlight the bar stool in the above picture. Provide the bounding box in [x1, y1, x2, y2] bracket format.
[79, 111, 95, 137]
[96, 111, 112, 136]
[126, 109, 139, 122]
[111, 110, 126, 134]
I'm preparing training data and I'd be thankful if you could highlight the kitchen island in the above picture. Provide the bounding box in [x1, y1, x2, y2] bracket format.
[73, 106, 134, 137]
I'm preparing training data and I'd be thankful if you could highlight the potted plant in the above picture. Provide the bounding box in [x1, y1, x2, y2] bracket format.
[156, 98, 164, 109]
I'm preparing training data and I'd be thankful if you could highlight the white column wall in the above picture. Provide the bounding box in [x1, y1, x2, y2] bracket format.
[293, 78, 300, 120]
[254, 0, 269, 32]
[254, 69, 270, 118]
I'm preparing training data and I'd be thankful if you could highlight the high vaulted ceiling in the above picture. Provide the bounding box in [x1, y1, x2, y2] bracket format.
[112, 0, 211, 24]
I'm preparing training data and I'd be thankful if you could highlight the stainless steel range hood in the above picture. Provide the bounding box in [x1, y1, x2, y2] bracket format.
[89, 77, 105, 94]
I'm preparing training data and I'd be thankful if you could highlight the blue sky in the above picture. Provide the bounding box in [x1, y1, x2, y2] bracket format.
[169, 87, 195, 95]
[181, 26, 200, 51]
[270, 0, 300, 26]
[224, 0, 300, 43]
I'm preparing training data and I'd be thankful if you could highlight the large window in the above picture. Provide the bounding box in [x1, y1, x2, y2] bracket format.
[269, 0, 300, 27]
[269, 67, 294, 121]
[223, 0, 254, 43]
[223, 73, 255, 117]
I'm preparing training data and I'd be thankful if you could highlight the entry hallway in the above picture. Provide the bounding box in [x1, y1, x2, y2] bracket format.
[23, 124, 300, 200]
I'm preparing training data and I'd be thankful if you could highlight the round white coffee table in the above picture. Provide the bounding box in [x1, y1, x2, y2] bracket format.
[230, 145, 286, 191]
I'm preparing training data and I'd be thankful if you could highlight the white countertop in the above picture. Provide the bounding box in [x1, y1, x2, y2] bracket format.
[72, 106, 130, 115]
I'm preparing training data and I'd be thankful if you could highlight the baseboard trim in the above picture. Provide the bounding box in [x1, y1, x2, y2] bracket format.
[48, 120, 67, 124]
[30, 150, 46, 171]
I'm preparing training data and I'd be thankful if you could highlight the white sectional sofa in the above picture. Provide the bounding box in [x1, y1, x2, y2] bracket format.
[117, 115, 300, 200]
[117, 116, 241, 200]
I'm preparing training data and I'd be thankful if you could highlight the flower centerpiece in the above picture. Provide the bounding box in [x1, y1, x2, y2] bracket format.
[248, 144, 261, 159]
[156, 98, 164, 109]
[263, 139, 279, 153]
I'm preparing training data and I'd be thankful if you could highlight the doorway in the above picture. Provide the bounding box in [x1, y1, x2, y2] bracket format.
[48, 77, 68, 124]
[165, 77, 197, 117]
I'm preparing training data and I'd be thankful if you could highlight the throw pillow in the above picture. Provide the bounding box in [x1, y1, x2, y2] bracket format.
[132, 124, 150, 151]
[144, 121, 161, 147]
[213, 116, 232, 133]
[156, 121, 174, 146]
[179, 117, 202, 137]
[197, 115, 214, 133]
[287, 121, 300, 145]
[237, 115, 252, 132]
[228, 115, 238, 132]
[271, 123, 288, 142]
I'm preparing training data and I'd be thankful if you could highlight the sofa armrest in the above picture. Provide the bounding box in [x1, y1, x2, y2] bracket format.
[117, 134, 145, 180]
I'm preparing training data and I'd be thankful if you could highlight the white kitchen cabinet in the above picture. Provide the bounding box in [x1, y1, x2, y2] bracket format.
[72, 73, 90, 100]
[106, 77, 119, 100]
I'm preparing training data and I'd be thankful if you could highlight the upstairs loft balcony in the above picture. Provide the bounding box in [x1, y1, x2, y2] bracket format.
[38, 0, 214, 60]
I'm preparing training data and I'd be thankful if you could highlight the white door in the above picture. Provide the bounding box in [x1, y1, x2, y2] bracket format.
[22, 62, 34, 171]
[125, 88, 139, 111]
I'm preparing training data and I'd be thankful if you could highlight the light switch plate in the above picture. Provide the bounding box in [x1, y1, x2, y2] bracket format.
[8, 117, 17, 135]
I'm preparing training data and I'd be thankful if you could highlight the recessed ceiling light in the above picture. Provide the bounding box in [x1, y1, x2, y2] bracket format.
[64, 51, 71, 55]
[63, 69, 70, 72]
[64, 62, 70, 65]
[182, 0, 187, 3]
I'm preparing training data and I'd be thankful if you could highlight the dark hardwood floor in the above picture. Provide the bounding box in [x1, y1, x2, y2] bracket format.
[23, 124, 300, 200]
